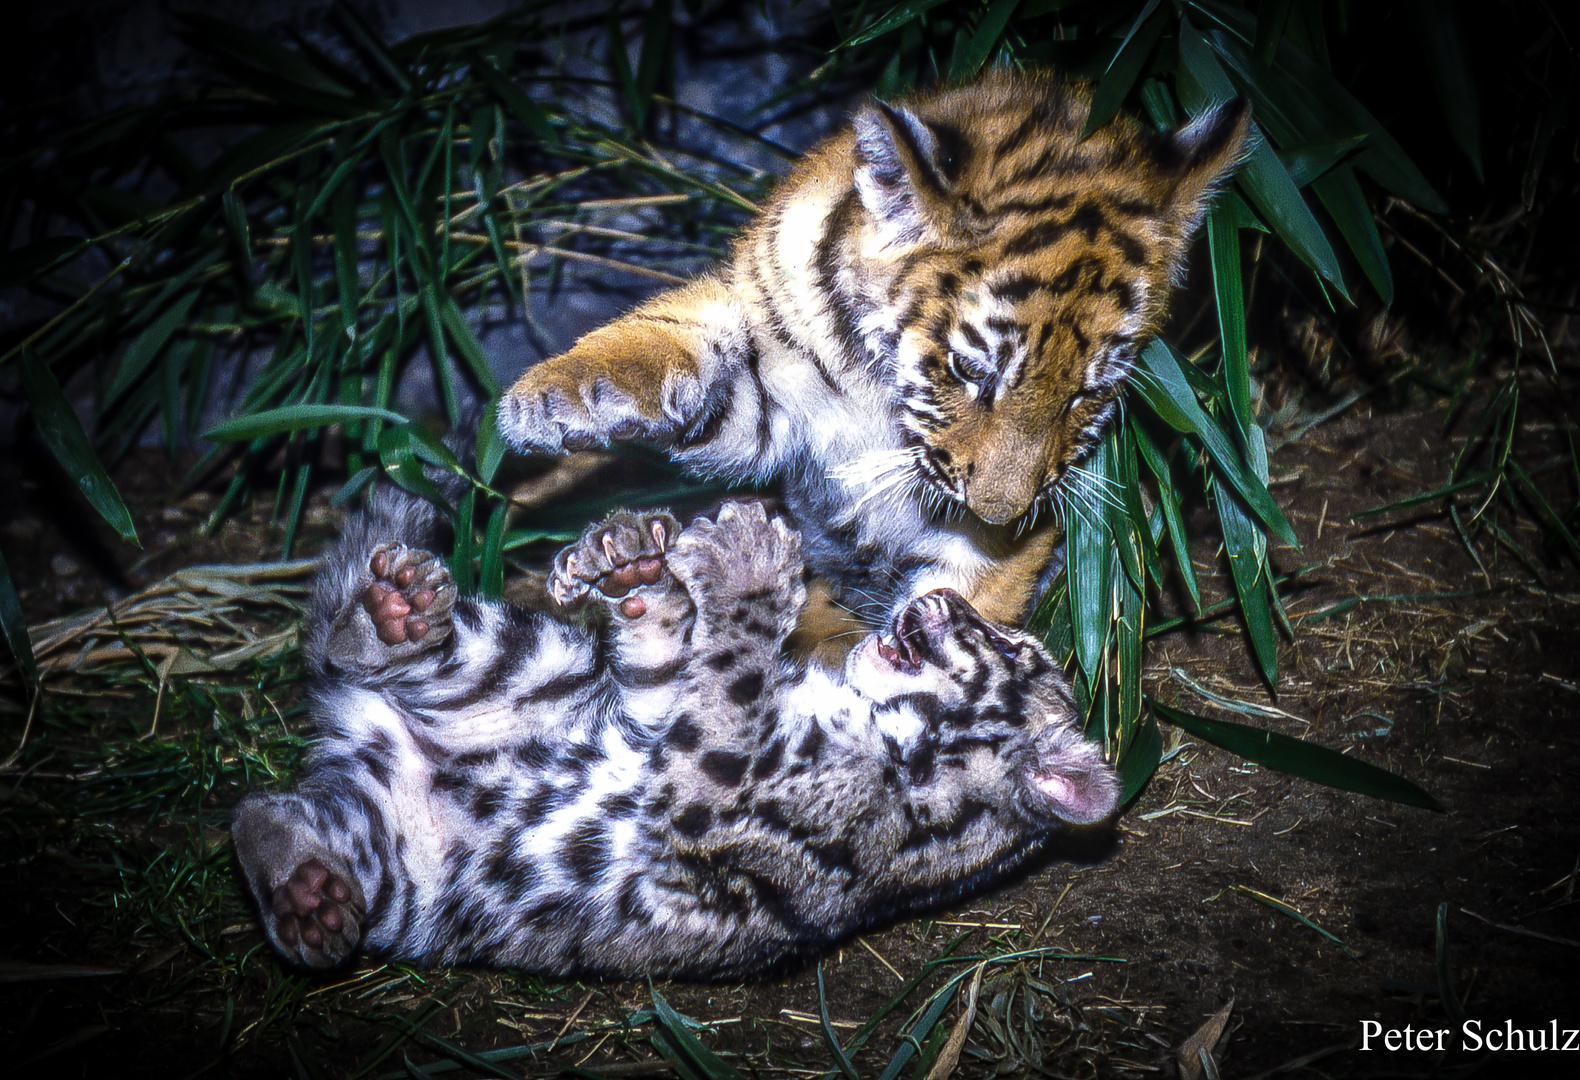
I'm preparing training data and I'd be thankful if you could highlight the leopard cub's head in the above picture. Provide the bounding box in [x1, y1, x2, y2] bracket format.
[848, 72, 1251, 526]
[848, 589, 1117, 824]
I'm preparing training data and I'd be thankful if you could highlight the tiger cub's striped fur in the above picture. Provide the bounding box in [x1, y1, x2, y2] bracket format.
[499, 72, 1250, 652]
[232, 495, 1116, 978]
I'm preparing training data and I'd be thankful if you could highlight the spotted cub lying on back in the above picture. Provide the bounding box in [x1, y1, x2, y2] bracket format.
[232, 496, 1117, 978]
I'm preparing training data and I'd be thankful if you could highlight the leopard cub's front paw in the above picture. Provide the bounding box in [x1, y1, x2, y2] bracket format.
[549, 510, 682, 619]
[325, 543, 455, 668]
[669, 501, 805, 630]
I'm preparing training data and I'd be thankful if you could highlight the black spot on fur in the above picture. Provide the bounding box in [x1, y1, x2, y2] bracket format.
[513, 739, 554, 769]
[561, 820, 610, 884]
[727, 670, 764, 705]
[700, 750, 751, 787]
[753, 738, 785, 779]
[796, 725, 825, 761]
[470, 786, 506, 821]
[518, 785, 570, 828]
[668, 714, 702, 752]
[707, 649, 737, 671]
[674, 804, 713, 837]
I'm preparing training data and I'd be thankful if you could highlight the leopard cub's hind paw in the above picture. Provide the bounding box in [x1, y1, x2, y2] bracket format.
[270, 857, 364, 969]
[549, 510, 680, 619]
[363, 544, 454, 647]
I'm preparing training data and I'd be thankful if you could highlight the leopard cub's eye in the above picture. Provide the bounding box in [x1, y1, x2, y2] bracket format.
[947, 352, 993, 386]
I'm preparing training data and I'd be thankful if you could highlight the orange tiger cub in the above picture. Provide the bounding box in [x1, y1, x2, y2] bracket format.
[499, 70, 1250, 655]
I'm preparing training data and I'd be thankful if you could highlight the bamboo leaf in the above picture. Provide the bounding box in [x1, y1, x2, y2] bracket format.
[1187, 2, 1448, 212]
[1134, 422, 1201, 608]
[332, 182, 361, 342]
[1278, 134, 1368, 188]
[204, 404, 409, 441]
[479, 500, 507, 599]
[817, 965, 859, 1080]
[452, 489, 476, 596]
[104, 291, 200, 405]
[1082, 0, 1166, 137]
[839, 0, 953, 50]
[1177, 17, 1349, 298]
[649, 986, 746, 1080]
[1206, 192, 1251, 438]
[1134, 340, 1299, 548]
[1117, 709, 1162, 804]
[469, 53, 554, 142]
[1065, 446, 1112, 681]
[947, 0, 1023, 84]
[632, 0, 674, 129]
[476, 401, 505, 485]
[0, 546, 37, 688]
[21, 349, 139, 544]
[379, 424, 451, 511]
[1153, 701, 1444, 811]
[438, 291, 502, 396]
[1312, 164, 1393, 304]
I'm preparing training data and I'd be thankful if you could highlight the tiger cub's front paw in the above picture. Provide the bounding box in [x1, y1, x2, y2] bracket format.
[500, 363, 704, 454]
[550, 510, 683, 620]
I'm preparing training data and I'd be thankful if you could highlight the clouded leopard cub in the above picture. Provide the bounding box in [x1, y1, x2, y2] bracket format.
[499, 72, 1251, 653]
[232, 495, 1117, 978]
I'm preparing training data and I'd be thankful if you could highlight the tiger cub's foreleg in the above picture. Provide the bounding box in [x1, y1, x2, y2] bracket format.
[500, 277, 753, 458]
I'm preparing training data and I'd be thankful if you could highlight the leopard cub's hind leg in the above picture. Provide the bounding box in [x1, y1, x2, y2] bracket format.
[324, 543, 456, 670]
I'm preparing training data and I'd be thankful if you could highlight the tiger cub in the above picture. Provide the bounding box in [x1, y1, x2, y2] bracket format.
[231, 495, 1117, 977]
[498, 71, 1250, 653]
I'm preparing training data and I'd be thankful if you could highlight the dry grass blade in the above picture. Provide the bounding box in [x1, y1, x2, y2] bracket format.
[7, 559, 314, 686]
[1176, 999, 1232, 1080]
[923, 962, 983, 1080]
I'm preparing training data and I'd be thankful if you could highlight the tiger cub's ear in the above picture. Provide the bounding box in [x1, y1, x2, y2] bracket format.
[1159, 97, 1254, 238]
[852, 100, 967, 246]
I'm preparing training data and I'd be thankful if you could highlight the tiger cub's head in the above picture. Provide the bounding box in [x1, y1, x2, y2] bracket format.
[850, 72, 1251, 525]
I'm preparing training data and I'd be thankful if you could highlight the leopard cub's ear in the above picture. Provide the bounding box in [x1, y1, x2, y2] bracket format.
[1158, 97, 1254, 239]
[852, 100, 967, 246]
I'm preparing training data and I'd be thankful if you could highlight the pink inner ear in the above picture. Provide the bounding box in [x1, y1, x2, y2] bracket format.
[1033, 768, 1118, 825]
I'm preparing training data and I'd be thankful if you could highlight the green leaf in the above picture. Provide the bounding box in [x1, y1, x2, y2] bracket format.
[104, 291, 200, 405]
[839, 0, 953, 50]
[1406, 0, 1481, 182]
[178, 13, 356, 98]
[1252, 0, 1293, 64]
[21, 350, 139, 544]
[379, 425, 451, 512]
[1082, 0, 1166, 137]
[1116, 710, 1162, 805]
[1177, 17, 1348, 298]
[1278, 134, 1368, 188]
[875, 977, 960, 1080]
[1134, 423, 1200, 609]
[333, 182, 361, 342]
[1134, 340, 1299, 548]
[1311, 164, 1393, 304]
[470, 53, 553, 142]
[479, 500, 507, 600]
[1206, 193, 1251, 438]
[649, 986, 746, 1080]
[947, 0, 1022, 84]
[1217, 481, 1279, 688]
[476, 401, 505, 485]
[438, 291, 502, 396]
[1065, 448, 1112, 682]
[452, 489, 476, 596]
[816, 965, 860, 1080]
[631, 0, 674, 128]
[1153, 701, 1444, 811]
[1187, 2, 1448, 212]
[332, 0, 411, 92]
[0, 544, 39, 689]
[204, 404, 409, 442]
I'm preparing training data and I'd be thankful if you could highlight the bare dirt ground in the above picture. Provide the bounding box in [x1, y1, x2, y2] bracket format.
[1, 395, 1577, 1078]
